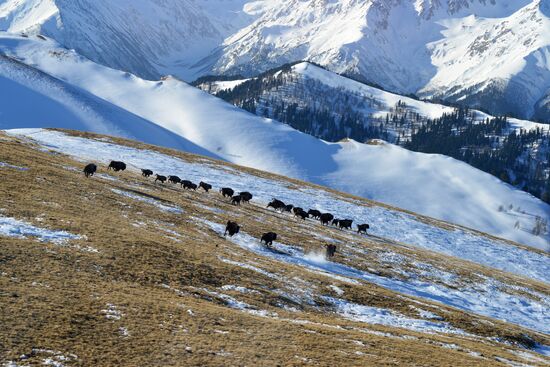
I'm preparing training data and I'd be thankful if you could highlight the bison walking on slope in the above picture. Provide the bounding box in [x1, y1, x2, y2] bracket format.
[261, 232, 277, 247]
[292, 207, 308, 220]
[267, 199, 286, 211]
[108, 161, 126, 172]
[338, 219, 353, 230]
[181, 180, 197, 190]
[319, 213, 334, 225]
[83, 163, 97, 178]
[326, 244, 337, 259]
[308, 209, 322, 219]
[357, 224, 370, 234]
[168, 175, 181, 184]
[231, 195, 242, 206]
[224, 221, 240, 237]
[199, 181, 212, 192]
[220, 187, 234, 198]
[239, 192, 253, 203]
[155, 174, 167, 183]
[141, 169, 153, 177]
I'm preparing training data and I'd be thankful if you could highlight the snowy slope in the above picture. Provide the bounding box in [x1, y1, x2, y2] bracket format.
[0, 0, 548, 120]
[0, 55, 217, 156]
[0, 34, 548, 250]
[7, 128, 550, 336]
[0, 0, 254, 80]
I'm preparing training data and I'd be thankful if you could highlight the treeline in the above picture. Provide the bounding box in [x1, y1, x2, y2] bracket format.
[406, 110, 550, 203]
[213, 65, 390, 142]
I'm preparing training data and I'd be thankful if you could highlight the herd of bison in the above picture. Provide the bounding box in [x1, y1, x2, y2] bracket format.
[84, 161, 371, 259]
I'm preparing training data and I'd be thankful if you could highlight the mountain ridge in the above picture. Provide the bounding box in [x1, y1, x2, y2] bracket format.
[1, 0, 549, 120]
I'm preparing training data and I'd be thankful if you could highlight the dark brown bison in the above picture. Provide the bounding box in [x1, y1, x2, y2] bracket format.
[141, 169, 153, 177]
[357, 224, 370, 234]
[168, 175, 181, 184]
[108, 161, 126, 172]
[239, 191, 253, 203]
[199, 181, 212, 192]
[294, 210, 308, 220]
[231, 195, 242, 205]
[338, 219, 353, 230]
[181, 180, 197, 190]
[261, 232, 277, 247]
[319, 213, 334, 225]
[308, 209, 322, 219]
[224, 221, 240, 237]
[220, 187, 234, 198]
[155, 174, 167, 183]
[83, 163, 97, 178]
[326, 244, 337, 258]
[267, 199, 286, 211]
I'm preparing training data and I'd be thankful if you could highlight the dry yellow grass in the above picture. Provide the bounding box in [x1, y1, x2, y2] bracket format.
[0, 130, 549, 366]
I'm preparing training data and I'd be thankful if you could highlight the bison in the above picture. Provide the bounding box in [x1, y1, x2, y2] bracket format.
[293, 207, 304, 215]
[224, 221, 240, 237]
[239, 191, 253, 203]
[294, 209, 308, 220]
[108, 161, 126, 172]
[199, 181, 212, 192]
[319, 213, 334, 225]
[326, 244, 337, 258]
[220, 187, 234, 198]
[155, 174, 167, 183]
[308, 209, 322, 219]
[168, 175, 181, 184]
[338, 219, 353, 230]
[267, 199, 286, 211]
[141, 169, 153, 177]
[357, 224, 370, 234]
[283, 204, 294, 213]
[231, 195, 242, 206]
[83, 163, 97, 178]
[181, 180, 197, 190]
[261, 232, 277, 247]
[331, 219, 340, 227]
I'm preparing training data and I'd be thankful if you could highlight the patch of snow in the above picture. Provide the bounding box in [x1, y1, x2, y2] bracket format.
[329, 285, 344, 296]
[101, 304, 122, 320]
[0, 214, 81, 244]
[0, 161, 28, 170]
[218, 257, 280, 279]
[220, 285, 259, 294]
[327, 297, 467, 336]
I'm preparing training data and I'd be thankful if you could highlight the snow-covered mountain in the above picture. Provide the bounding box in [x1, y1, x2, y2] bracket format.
[1, 0, 549, 120]
[0, 33, 548, 249]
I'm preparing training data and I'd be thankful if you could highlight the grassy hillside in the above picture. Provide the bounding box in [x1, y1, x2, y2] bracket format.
[1, 129, 549, 366]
